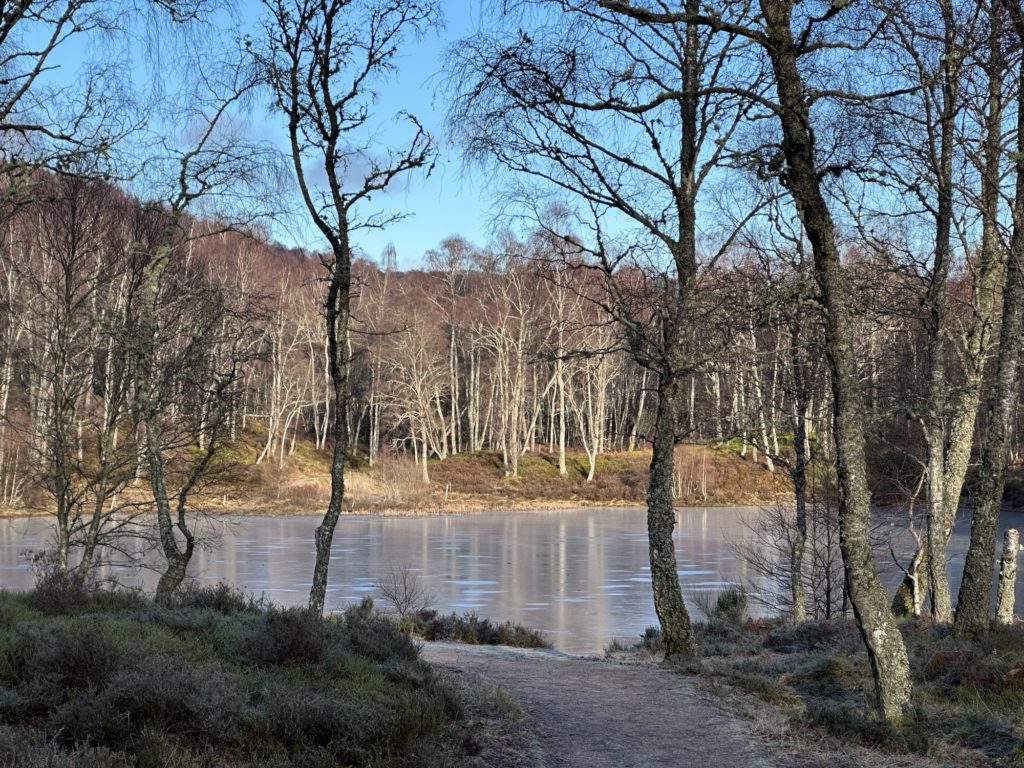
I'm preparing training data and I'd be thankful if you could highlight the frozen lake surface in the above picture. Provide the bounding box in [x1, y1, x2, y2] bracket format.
[0, 505, 1020, 653]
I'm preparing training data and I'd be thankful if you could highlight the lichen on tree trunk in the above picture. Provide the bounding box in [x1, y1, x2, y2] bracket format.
[954, 18, 1024, 640]
[646, 374, 696, 660]
[788, 317, 810, 624]
[309, 252, 351, 616]
[759, 0, 913, 721]
[994, 528, 1020, 626]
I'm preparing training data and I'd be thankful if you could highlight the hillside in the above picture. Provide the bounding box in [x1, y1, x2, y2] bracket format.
[207, 427, 794, 516]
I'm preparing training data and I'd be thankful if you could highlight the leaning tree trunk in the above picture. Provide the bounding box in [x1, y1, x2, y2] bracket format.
[641, 7, 701, 663]
[136, 244, 198, 605]
[647, 372, 696, 659]
[146, 396, 197, 604]
[309, 245, 352, 616]
[761, 0, 912, 722]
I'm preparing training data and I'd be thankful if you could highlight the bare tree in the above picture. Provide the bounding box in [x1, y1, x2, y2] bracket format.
[863, 0, 1005, 622]
[599, 0, 915, 719]
[474, 248, 548, 479]
[258, 0, 438, 614]
[383, 305, 449, 484]
[132, 212, 261, 602]
[953, 0, 1024, 638]
[425, 237, 477, 457]
[756, 0, 913, 721]
[0, 0, 134, 195]
[8, 176, 147, 577]
[129, 58, 270, 601]
[451, 0, 762, 660]
[566, 325, 617, 482]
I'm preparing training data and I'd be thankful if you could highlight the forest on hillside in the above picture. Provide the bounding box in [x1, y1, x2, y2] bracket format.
[5, 0, 1024, 725]
[7, 186, 1022, 506]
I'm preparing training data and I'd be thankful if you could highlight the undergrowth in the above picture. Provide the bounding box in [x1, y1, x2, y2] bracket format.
[707, 619, 1024, 766]
[403, 609, 552, 649]
[0, 582, 524, 767]
[606, 591, 1024, 766]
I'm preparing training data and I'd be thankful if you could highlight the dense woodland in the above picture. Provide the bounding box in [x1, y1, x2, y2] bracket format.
[5, 0, 1024, 727]
[9, 198, 1024, 504]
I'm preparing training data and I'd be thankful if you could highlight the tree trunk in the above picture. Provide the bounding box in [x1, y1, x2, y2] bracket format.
[420, 424, 431, 484]
[155, 547, 193, 604]
[761, 0, 912, 721]
[953, 21, 1024, 638]
[994, 528, 1019, 626]
[628, 369, 647, 451]
[309, 243, 351, 616]
[789, 321, 809, 624]
[926, 436, 951, 621]
[893, 525, 933, 617]
[647, 374, 696, 660]
[558, 354, 567, 475]
[921, 4, 960, 624]
[895, 0, 1006, 621]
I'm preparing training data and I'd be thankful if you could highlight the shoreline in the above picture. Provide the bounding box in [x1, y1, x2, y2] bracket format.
[0, 445, 798, 520]
[0, 494, 790, 521]
[10, 495, 1023, 521]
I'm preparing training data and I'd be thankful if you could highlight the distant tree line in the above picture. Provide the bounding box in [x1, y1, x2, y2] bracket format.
[3, 185, 1021, 570]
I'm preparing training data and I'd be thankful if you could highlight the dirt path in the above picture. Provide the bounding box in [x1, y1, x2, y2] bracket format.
[422, 642, 797, 768]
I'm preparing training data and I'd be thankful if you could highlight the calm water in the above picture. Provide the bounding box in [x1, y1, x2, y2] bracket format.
[0, 506, 1020, 653]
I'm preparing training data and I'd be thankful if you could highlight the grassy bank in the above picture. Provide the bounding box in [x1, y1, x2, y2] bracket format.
[7, 420, 1024, 520]
[0, 424, 794, 518]
[214, 429, 791, 516]
[0, 583, 532, 767]
[609, 595, 1024, 767]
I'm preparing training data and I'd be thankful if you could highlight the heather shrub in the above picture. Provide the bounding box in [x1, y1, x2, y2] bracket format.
[247, 606, 325, 666]
[171, 581, 266, 615]
[29, 553, 95, 616]
[339, 600, 420, 664]
[0, 588, 498, 766]
[409, 609, 551, 648]
[49, 657, 245, 746]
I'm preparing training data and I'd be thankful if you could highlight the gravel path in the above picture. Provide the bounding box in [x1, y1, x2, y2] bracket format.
[422, 642, 792, 768]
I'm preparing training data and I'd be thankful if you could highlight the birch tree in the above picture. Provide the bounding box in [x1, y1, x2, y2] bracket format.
[953, 0, 1024, 637]
[451, 0, 761, 659]
[259, 0, 438, 614]
[599, 0, 915, 719]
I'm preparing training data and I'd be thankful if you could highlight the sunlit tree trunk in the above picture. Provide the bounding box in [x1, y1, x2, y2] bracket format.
[760, 0, 912, 721]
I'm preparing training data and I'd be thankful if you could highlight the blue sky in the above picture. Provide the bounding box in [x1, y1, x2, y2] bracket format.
[270, 0, 495, 268]
[44, 0, 497, 269]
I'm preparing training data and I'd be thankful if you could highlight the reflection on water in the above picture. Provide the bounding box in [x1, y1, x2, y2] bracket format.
[0, 506, 1021, 654]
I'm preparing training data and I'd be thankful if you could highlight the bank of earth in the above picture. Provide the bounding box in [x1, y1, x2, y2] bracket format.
[212, 432, 794, 517]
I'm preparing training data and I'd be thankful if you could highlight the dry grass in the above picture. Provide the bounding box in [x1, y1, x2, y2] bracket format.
[673, 445, 792, 505]
[436, 670, 543, 768]
[420, 445, 790, 513]
[0, 427, 793, 518]
[626, 616, 1024, 768]
[211, 438, 791, 516]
